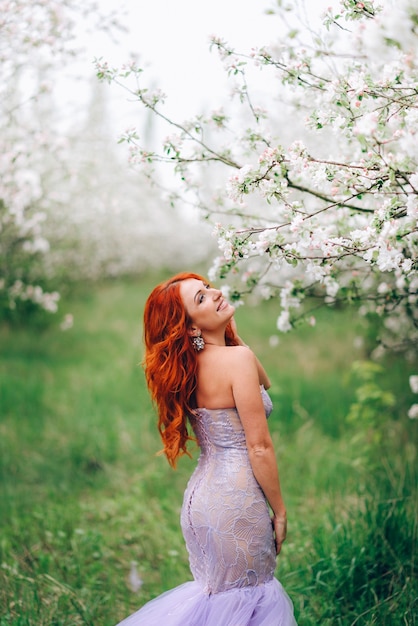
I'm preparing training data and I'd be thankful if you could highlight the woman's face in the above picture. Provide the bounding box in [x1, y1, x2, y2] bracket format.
[179, 278, 235, 332]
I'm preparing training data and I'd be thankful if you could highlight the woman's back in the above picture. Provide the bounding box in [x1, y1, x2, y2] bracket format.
[194, 344, 255, 409]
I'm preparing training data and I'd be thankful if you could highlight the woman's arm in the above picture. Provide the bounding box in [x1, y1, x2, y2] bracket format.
[229, 348, 287, 553]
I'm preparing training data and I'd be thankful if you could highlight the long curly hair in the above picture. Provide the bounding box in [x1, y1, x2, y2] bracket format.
[143, 272, 237, 467]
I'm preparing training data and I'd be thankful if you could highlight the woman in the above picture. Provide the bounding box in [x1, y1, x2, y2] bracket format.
[116, 272, 296, 625]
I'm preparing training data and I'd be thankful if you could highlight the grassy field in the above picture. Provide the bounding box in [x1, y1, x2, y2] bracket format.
[0, 273, 417, 625]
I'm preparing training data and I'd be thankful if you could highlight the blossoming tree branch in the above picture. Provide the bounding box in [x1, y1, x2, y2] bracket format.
[97, 0, 417, 352]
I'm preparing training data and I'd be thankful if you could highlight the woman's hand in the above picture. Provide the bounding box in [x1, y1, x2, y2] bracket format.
[272, 514, 287, 555]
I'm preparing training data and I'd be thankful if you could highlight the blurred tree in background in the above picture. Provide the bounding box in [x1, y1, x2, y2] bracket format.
[0, 0, 213, 324]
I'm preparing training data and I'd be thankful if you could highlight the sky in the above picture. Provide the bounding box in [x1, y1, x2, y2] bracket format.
[89, 0, 283, 121]
[63, 0, 329, 143]
[59, 0, 331, 156]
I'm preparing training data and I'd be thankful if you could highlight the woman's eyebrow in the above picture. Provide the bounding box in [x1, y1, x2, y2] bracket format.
[193, 282, 206, 303]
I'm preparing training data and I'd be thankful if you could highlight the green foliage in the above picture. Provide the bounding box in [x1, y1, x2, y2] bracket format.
[301, 497, 416, 624]
[346, 361, 396, 467]
[0, 276, 416, 625]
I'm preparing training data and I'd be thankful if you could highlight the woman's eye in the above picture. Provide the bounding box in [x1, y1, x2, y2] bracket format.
[198, 284, 210, 303]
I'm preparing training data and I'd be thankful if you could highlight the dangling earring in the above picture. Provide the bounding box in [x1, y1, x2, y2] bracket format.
[191, 331, 205, 352]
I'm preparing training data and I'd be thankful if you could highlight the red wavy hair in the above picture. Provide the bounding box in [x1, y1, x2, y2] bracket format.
[143, 272, 238, 467]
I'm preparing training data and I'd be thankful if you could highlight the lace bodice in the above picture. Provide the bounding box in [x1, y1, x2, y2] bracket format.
[180, 387, 276, 595]
[191, 386, 273, 452]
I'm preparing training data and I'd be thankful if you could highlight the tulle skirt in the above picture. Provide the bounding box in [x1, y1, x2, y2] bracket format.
[116, 577, 297, 626]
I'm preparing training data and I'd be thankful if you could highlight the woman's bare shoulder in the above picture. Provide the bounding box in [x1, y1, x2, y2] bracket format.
[199, 345, 254, 376]
[225, 344, 255, 361]
[223, 345, 258, 374]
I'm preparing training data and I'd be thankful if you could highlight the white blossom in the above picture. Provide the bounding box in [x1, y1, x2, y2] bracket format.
[324, 277, 340, 298]
[60, 313, 74, 331]
[407, 404, 418, 419]
[237, 164, 254, 183]
[402, 259, 413, 274]
[409, 376, 418, 394]
[290, 214, 304, 233]
[377, 282, 389, 294]
[269, 335, 280, 347]
[280, 281, 302, 309]
[376, 245, 404, 272]
[306, 261, 328, 282]
[277, 310, 292, 333]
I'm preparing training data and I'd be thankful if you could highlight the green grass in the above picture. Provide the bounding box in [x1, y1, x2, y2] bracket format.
[0, 274, 417, 625]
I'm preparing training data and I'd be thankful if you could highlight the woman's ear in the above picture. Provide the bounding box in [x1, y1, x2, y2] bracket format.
[187, 326, 201, 338]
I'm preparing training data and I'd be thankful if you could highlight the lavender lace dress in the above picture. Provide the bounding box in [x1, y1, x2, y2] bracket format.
[116, 387, 297, 626]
